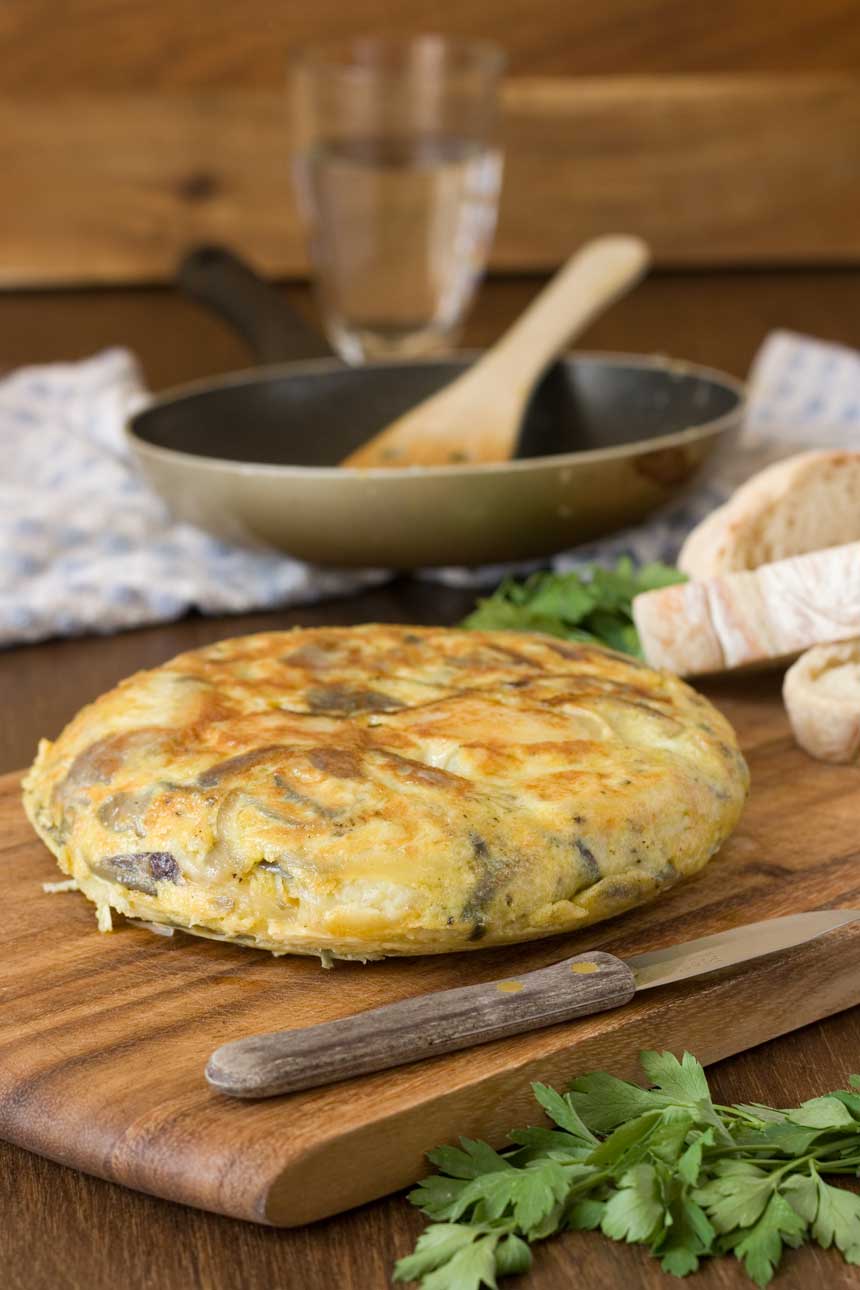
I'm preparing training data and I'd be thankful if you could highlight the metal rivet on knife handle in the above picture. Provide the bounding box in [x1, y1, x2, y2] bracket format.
[205, 950, 636, 1100]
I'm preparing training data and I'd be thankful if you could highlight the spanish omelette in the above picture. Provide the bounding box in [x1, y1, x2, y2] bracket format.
[23, 625, 749, 960]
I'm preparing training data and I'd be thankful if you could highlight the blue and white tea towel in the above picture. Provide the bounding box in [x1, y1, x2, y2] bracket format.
[3, 331, 860, 647]
[0, 350, 385, 646]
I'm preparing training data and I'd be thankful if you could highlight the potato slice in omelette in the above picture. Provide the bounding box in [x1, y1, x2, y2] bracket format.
[23, 625, 748, 961]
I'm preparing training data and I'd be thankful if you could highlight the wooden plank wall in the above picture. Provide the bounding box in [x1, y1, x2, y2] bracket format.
[2, 0, 860, 284]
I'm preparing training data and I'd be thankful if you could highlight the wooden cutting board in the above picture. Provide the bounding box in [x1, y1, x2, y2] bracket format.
[2, 676, 859, 1228]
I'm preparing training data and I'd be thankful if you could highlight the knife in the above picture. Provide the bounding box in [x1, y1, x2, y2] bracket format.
[205, 908, 860, 1099]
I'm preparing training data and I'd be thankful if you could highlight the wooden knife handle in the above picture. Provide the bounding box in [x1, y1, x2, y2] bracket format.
[205, 950, 636, 1099]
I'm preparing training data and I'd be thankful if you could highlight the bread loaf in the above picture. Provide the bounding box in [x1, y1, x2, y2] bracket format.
[784, 639, 860, 763]
[678, 451, 860, 579]
[633, 542, 860, 676]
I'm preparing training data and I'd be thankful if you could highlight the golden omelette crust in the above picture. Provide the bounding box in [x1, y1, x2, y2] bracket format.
[23, 626, 749, 960]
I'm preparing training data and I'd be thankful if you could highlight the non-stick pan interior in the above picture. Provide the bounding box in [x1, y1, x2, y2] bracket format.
[133, 356, 741, 469]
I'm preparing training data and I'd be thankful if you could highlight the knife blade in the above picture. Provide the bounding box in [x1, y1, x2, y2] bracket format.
[629, 908, 860, 989]
[205, 908, 860, 1099]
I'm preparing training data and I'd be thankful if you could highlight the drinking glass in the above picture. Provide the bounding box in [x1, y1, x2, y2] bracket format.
[291, 35, 505, 363]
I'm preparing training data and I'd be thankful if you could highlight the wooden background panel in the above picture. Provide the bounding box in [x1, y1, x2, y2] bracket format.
[503, 76, 860, 266]
[2, 76, 859, 285]
[3, 0, 860, 87]
[3, 0, 860, 285]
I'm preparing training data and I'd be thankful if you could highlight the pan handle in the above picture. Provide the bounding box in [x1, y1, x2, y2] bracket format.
[177, 244, 334, 365]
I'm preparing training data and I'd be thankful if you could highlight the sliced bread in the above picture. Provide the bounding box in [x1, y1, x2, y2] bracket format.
[678, 450, 860, 579]
[784, 639, 860, 763]
[633, 541, 860, 676]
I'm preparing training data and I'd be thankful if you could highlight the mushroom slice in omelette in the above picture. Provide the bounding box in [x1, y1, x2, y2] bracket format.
[23, 625, 749, 961]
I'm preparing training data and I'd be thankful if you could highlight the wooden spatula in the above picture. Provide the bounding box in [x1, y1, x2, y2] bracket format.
[340, 234, 650, 469]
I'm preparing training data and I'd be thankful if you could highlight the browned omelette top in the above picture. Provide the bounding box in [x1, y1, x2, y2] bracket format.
[23, 625, 749, 959]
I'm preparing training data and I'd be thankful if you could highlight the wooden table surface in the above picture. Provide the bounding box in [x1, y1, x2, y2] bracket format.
[3, 271, 860, 1289]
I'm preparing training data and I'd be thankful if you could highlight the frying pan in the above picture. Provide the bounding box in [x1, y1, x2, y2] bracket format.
[127, 247, 745, 568]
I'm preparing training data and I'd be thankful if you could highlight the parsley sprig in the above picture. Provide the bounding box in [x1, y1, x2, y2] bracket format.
[461, 559, 686, 658]
[395, 1051, 860, 1288]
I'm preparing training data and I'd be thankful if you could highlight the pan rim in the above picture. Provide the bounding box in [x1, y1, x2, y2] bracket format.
[126, 349, 746, 481]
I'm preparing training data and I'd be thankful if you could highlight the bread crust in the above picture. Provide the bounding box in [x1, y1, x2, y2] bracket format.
[679, 451, 860, 579]
[23, 625, 748, 960]
[784, 639, 860, 763]
[635, 543, 860, 676]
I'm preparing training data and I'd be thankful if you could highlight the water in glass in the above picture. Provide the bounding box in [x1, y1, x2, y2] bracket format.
[297, 135, 501, 362]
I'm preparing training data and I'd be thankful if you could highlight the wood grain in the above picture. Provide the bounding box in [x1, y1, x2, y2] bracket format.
[2, 682, 860, 1226]
[2, 271, 860, 403]
[3, 277, 860, 1287]
[3, 0, 860, 89]
[206, 951, 637, 1098]
[3, 75, 860, 286]
[4, 1057, 860, 1290]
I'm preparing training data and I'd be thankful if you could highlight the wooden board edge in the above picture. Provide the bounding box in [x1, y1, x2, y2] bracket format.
[261, 921, 860, 1226]
[3, 752, 859, 1228]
